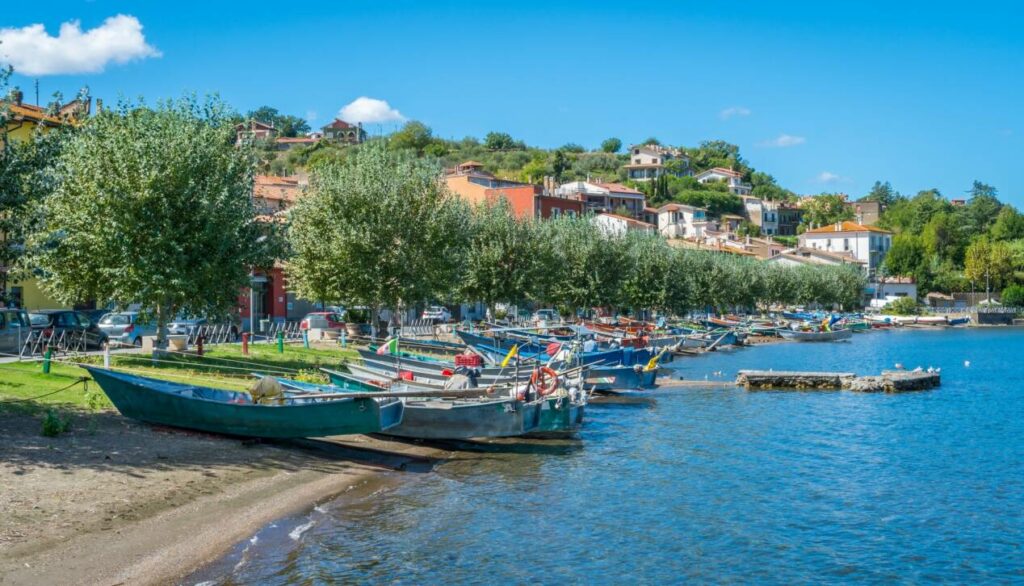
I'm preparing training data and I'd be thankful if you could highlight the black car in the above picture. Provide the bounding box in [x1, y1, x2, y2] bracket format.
[28, 310, 109, 349]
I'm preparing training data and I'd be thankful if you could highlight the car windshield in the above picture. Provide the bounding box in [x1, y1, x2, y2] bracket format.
[29, 314, 50, 326]
[100, 314, 131, 326]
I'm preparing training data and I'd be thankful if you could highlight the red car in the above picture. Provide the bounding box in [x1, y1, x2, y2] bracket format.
[299, 312, 345, 330]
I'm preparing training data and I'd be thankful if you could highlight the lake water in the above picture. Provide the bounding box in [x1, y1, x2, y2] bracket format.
[191, 328, 1024, 584]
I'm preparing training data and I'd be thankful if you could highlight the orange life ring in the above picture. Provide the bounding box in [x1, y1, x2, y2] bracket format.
[530, 367, 559, 397]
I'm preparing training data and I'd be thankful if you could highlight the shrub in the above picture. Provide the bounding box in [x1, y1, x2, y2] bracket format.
[41, 409, 71, 437]
[883, 296, 920, 315]
[1001, 284, 1024, 308]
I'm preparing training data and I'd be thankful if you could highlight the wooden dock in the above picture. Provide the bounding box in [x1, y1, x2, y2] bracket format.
[736, 370, 940, 393]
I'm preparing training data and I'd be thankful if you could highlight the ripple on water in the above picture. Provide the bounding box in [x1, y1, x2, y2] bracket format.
[192, 328, 1024, 584]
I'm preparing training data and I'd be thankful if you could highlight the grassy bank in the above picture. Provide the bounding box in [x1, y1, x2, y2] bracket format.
[0, 343, 360, 413]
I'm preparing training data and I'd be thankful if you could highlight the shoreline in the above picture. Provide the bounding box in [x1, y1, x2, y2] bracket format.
[0, 409, 448, 586]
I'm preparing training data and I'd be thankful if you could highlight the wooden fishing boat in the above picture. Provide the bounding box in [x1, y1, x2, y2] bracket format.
[319, 369, 544, 439]
[356, 348, 531, 386]
[82, 365, 404, 438]
[778, 328, 853, 342]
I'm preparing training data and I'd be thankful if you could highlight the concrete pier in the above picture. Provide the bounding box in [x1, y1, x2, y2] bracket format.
[737, 370, 940, 393]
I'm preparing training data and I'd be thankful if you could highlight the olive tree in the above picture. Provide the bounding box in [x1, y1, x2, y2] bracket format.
[287, 141, 469, 334]
[28, 97, 272, 345]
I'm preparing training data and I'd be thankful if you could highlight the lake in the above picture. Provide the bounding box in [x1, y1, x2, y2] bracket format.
[190, 328, 1024, 584]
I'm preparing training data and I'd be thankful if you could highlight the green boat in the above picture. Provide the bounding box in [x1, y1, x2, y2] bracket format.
[82, 365, 404, 439]
[527, 394, 585, 438]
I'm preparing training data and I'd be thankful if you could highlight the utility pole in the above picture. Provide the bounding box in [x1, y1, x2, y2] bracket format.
[34, 79, 39, 106]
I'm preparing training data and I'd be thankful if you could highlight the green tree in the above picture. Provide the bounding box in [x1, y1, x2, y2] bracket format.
[884, 233, 927, 278]
[535, 216, 624, 314]
[800, 194, 855, 228]
[552, 150, 570, 182]
[287, 141, 469, 334]
[246, 105, 310, 137]
[1001, 284, 1024, 307]
[459, 199, 543, 314]
[560, 143, 585, 153]
[389, 120, 434, 155]
[989, 206, 1024, 241]
[600, 137, 622, 153]
[484, 131, 524, 151]
[862, 180, 899, 206]
[28, 97, 273, 344]
[962, 181, 1002, 234]
[964, 238, 1014, 302]
[883, 296, 919, 315]
[642, 137, 661, 146]
[920, 212, 965, 263]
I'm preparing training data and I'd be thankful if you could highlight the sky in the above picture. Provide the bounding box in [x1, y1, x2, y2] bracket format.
[2, 0, 1023, 205]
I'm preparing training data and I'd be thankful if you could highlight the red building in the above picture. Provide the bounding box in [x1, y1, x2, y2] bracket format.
[444, 161, 583, 219]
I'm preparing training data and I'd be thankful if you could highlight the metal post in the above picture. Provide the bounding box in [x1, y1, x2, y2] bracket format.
[242, 333, 249, 355]
[103, 343, 110, 368]
[42, 346, 52, 374]
[340, 330, 347, 348]
[197, 335, 204, 357]
[302, 329, 309, 349]
[276, 331, 284, 353]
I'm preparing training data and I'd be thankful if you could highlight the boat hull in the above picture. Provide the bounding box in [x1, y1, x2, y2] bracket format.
[525, 395, 585, 438]
[84, 366, 403, 438]
[779, 328, 853, 342]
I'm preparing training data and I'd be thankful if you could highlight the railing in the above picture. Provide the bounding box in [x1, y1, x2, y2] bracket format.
[19, 329, 102, 357]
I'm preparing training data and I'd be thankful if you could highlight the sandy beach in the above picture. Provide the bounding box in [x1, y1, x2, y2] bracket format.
[0, 408, 445, 586]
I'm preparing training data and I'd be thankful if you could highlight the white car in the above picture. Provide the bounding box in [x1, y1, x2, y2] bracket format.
[421, 306, 451, 322]
[532, 309, 560, 323]
[98, 311, 157, 347]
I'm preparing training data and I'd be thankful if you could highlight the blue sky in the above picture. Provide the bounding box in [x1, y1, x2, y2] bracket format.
[3, 1, 1023, 204]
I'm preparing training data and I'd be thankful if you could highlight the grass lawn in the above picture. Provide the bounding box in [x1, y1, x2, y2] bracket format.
[0, 343, 360, 414]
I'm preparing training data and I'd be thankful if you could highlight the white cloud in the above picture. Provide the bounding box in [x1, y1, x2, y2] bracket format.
[0, 15, 161, 76]
[338, 97, 405, 124]
[760, 134, 806, 148]
[720, 106, 751, 120]
[816, 171, 842, 183]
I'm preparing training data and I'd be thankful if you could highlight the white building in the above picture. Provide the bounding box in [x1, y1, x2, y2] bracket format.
[592, 213, 656, 236]
[695, 167, 751, 195]
[657, 203, 708, 239]
[797, 221, 892, 275]
[555, 181, 647, 218]
[623, 144, 690, 182]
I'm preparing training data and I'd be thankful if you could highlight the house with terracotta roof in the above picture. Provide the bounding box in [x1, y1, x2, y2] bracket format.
[234, 119, 277, 145]
[592, 213, 656, 236]
[624, 144, 690, 182]
[445, 163, 582, 219]
[555, 181, 648, 219]
[695, 167, 751, 195]
[2, 88, 91, 145]
[253, 175, 303, 216]
[798, 221, 892, 275]
[657, 203, 708, 239]
[321, 119, 366, 145]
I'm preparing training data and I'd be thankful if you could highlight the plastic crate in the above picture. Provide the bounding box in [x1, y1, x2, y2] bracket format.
[455, 354, 482, 367]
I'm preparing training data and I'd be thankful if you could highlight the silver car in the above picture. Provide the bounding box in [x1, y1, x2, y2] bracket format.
[0, 309, 31, 356]
[98, 311, 157, 347]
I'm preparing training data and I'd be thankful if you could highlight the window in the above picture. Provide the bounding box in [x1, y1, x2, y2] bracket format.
[551, 208, 561, 217]
[844, 238, 850, 251]
[633, 149, 640, 155]
[634, 158, 641, 164]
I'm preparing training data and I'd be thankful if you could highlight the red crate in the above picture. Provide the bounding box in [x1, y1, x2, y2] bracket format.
[455, 354, 482, 367]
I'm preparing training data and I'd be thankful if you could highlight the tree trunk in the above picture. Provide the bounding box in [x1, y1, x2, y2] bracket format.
[155, 303, 169, 350]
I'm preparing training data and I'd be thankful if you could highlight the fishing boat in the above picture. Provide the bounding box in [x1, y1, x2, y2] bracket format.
[320, 369, 546, 439]
[778, 328, 853, 342]
[947, 316, 971, 326]
[355, 348, 531, 386]
[82, 365, 404, 438]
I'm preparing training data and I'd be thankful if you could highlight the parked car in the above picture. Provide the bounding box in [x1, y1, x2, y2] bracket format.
[532, 309, 561, 323]
[300, 312, 345, 330]
[422, 306, 452, 323]
[0, 308, 31, 356]
[98, 312, 158, 347]
[28, 309, 108, 349]
[82, 308, 112, 325]
[167, 316, 240, 339]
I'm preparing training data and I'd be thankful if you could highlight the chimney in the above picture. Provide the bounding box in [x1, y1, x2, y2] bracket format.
[835, 222, 841, 232]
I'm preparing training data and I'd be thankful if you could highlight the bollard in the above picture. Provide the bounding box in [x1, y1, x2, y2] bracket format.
[242, 332, 249, 355]
[42, 346, 52, 374]
[302, 329, 309, 349]
[197, 335, 204, 357]
[276, 331, 284, 353]
[103, 343, 110, 368]
[340, 330, 347, 348]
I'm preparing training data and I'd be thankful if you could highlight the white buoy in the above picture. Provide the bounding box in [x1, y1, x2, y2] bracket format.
[895, 363, 904, 370]
[964, 360, 971, 367]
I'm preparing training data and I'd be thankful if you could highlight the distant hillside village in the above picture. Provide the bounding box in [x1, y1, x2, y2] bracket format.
[5, 94, 1024, 322]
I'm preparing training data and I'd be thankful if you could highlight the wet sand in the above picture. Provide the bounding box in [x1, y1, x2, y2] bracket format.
[0, 409, 446, 586]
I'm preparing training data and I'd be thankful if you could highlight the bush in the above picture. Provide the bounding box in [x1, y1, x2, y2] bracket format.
[1001, 284, 1024, 308]
[41, 409, 71, 437]
[882, 296, 920, 315]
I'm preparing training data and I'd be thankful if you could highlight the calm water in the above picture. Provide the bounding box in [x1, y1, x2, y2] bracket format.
[192, 328, 1024, 584]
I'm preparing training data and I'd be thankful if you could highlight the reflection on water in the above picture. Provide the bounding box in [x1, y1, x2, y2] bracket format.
[190, 328, 1024, 584]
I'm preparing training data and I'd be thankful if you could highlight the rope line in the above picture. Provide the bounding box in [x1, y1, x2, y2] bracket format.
[0, 377, 89, 403]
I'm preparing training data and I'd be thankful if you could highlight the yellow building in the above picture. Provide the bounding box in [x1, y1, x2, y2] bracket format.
[2, 89, 91, 309]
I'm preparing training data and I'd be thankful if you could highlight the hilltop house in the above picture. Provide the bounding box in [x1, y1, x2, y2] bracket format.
[321, 119, 366, 145]
[657, 204, 708, 239]
[624, 144, 690, 182]
[592, 213, 656, 236]
[555, 181, 647, 219]
[445, 162, 582, 219]
[234, 119, 277, 145]
[847, 199, 884, 225]
[695, 167, 751, 195]
[252, 175, 303, 216]
[797, 221, 892, 276]
[741, 197, 802, 236]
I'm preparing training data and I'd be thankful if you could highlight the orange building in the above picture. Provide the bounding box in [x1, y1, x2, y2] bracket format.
[444, 161, 582, 219]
